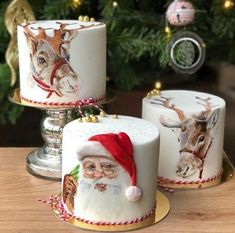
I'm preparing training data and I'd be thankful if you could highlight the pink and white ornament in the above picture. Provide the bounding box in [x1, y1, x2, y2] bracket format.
[166, 0, 195, 27]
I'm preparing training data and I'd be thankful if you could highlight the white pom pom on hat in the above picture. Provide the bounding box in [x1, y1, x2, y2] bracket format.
[125, 186, 142, 202]
[77, 132, 142, 202]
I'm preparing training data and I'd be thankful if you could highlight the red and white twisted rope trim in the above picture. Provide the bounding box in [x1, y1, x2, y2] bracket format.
[21, 95, 105, 108]
[157, 170, 223, 186]
[38, 195, 156, 226]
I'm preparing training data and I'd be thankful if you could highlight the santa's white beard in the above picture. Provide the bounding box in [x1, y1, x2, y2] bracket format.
[74, 168, 134, 222]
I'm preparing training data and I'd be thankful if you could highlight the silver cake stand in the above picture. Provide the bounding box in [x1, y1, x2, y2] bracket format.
[9, 88, 116, 181]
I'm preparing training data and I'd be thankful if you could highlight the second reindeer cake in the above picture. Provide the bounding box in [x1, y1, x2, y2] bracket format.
[142, 90, 226, 188]
[17, 20, 106, 106]
[62, 115, 160, 223]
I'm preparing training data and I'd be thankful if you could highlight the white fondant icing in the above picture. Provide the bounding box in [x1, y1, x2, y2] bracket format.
[142, 90, 226, 183]
[62, 115, 160, 222]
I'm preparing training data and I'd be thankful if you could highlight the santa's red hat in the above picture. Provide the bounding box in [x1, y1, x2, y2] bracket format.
[77, 132, 142, 202]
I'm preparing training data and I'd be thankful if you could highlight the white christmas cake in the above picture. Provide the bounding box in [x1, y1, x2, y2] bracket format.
[142, 90, 226, 188]
[62, 115, 160, 224]
[17, 20, 106, 106]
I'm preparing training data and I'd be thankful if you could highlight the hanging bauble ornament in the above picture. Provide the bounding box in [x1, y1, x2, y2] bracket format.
[166, 0, 195, 27]
[166, 31, 206, 74]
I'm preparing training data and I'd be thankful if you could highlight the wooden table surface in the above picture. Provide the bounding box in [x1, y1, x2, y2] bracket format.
[1, 148, 235, 233]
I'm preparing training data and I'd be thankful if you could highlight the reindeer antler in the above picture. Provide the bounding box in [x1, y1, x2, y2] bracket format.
[196, 97, 218, 120]
[196, 97, 212, 114]
[23, 23, 50, 41]
[23, 22, 77, 56]
[151, 96, 186, 121]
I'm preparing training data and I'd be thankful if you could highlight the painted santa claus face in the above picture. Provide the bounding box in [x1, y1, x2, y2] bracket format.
[82, 156, 118, 191]
[74, 155, 130, 220]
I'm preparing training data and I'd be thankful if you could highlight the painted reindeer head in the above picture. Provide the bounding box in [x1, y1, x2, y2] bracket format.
[151, 96, 220, 179]
[23, 22, 79, 98]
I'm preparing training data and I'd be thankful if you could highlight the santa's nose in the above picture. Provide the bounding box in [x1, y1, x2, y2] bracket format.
[94, 170, 104, 178]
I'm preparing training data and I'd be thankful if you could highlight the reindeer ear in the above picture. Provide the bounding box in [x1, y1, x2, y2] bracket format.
[60, 44, 70, 61]
[207, 109, 220, 129]
[68, 30, 77, 40]
[24, 32, 37, 54]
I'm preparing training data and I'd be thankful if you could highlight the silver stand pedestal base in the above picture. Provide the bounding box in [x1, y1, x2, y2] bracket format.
[26, 108, 75, 181]
[26, 147, 61, 181]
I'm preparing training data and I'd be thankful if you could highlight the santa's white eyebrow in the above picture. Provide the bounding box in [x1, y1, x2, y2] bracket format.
[99, 158, 116, 164]
[83, 160, 94, 166]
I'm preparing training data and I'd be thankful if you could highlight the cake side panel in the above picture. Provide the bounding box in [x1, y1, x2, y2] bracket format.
[61, 128, 80, 212]
[133, 139, 159, 215]
[202, 103, 225, 178]
[17, 25, 32, 99]
[142, 101, 180, 180]
[69, 26, 106, 100]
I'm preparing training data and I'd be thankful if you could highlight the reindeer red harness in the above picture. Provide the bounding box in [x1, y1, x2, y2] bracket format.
[32, 58, 66, 98]
[179, 139, 213, 179]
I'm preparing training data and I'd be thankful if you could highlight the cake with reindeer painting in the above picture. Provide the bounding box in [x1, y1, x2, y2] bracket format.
[17, 20, 106, 107]
[142, 90, 226, 189]
[62, 115, 160, 224]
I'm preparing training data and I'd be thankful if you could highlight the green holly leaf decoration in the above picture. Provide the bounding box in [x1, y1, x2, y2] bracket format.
[70, 165, 80, 183]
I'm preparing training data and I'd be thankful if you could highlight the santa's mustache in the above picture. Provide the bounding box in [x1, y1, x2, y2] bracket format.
[79, 177, 123, 194]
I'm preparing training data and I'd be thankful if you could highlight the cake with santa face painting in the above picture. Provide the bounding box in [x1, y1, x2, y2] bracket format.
[142, 90, 226, 189]
[62, 115, 160, 224]
[17, 20, 106, 107]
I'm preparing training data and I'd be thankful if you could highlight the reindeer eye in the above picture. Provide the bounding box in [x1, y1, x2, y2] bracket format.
[181, 125, 186, 132]
[198, 135, 205, 143]
[37, 56, 46, 64]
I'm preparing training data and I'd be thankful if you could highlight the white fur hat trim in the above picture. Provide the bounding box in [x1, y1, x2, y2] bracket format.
[77, 141, 112, 161]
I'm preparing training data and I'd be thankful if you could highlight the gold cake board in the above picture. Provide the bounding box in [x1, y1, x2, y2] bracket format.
[52, 191, 170, 232]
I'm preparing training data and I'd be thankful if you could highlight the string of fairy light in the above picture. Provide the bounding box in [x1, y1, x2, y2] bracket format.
[224, 0, 234, 8]
[70, 0, 235, 37]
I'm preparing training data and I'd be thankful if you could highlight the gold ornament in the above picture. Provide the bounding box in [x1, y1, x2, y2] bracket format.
[112, 114, 118, 119]
[84, 16, 90, 22]
[84, 116, 92, 122]
[100, 111, 107, 117]
[91, 115, 99, 123]
[81, 115, 99, 123]
[146, 81, 162, 98]
[78, 15, 95, 22]
[78, 15, 84, 21]
[5, 0, 35, 86]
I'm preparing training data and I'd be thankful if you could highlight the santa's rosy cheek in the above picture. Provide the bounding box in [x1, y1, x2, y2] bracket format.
[106, 172, 118, 179]
[83, 172, 95, 179]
